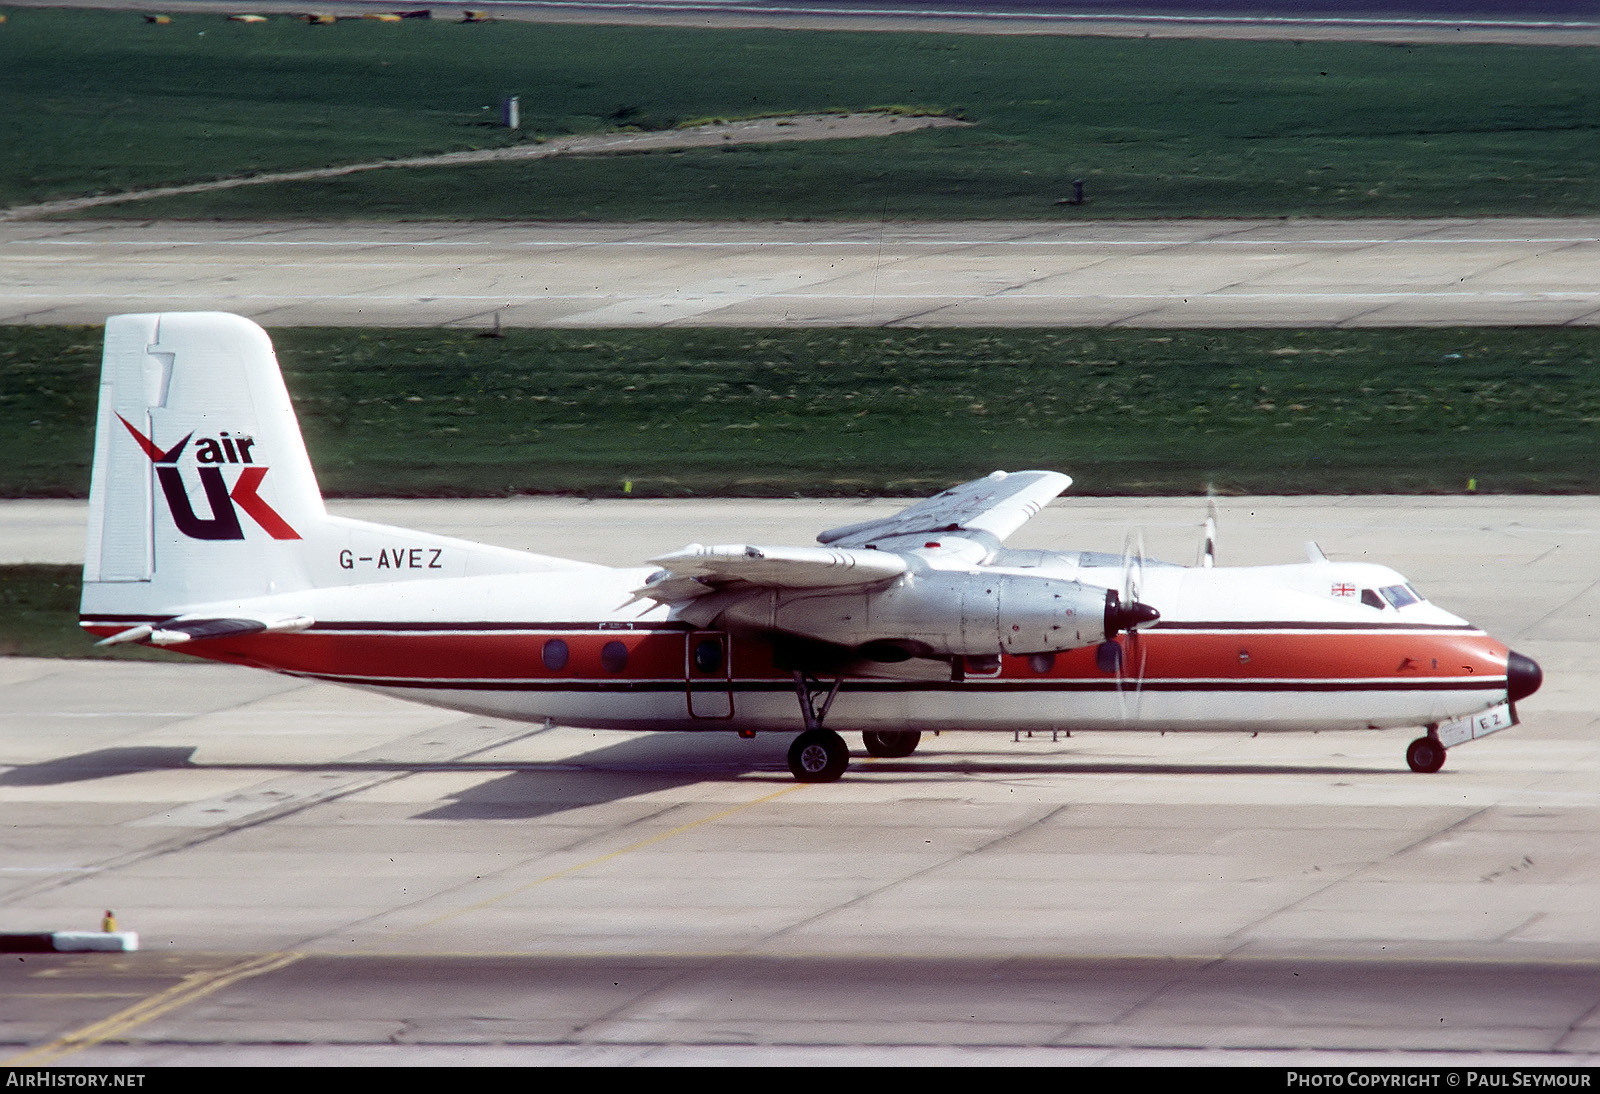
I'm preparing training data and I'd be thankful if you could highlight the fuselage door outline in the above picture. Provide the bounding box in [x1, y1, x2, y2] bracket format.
[686, 630, 735, 720]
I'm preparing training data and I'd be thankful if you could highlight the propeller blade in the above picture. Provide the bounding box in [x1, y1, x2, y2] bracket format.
[1199, 498, 1218, 568]
[1123, 629, 1149, 722]
[1121, 530, 1145, 602]
[1114, 530, 1157, 723]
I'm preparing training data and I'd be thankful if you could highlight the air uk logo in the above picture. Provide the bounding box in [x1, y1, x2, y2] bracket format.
[118, 414, 300, 541]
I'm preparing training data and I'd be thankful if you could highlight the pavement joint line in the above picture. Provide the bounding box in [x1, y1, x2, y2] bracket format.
[729, 792, 1071, 958]
[1226, 806, 1497, 947]
[551, 771, 1055, 1044]
[2, 950, 305, 1066]
[405, 783, 806, 932]
[1552, 993, 1600, 1054]
[0, 719, 547, 907]
[1514, 578, 1600, 644]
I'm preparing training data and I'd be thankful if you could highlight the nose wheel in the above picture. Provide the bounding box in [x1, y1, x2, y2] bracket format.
[1406, 735, 1446, 774]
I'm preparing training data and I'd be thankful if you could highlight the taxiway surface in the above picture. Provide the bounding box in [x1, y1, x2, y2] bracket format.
[3, 496, 1598, 1064]
[4, 218, 1597, 328]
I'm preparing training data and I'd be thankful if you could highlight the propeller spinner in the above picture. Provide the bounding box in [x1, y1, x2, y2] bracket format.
[1103, 588, 1160, 638]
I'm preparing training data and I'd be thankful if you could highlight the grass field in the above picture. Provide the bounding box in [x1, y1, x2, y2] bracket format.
[6, 325, 1597, 499]
[1, 10, 1595, 219]
[0, 564, 180, 661]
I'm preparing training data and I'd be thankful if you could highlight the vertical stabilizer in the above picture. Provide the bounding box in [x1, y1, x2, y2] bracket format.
[82, 313, 329, 619]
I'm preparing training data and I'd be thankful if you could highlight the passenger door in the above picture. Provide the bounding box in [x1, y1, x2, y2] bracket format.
[686, 631, 734, 719]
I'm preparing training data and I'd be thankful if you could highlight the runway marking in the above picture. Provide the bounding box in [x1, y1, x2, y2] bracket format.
[3, 950, 305, 1066]
[408, 784, 806, 932]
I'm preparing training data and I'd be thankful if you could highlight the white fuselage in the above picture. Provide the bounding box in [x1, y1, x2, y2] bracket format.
[84, 552, 1515, 739]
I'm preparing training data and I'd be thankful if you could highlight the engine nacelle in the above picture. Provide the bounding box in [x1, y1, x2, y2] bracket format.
[718, 569, 1137, 658]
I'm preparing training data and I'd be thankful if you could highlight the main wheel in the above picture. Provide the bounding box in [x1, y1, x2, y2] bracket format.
[788, 730, 850, 783]
[861, 729, 922, 758]
[1406, 736, 1446, 774]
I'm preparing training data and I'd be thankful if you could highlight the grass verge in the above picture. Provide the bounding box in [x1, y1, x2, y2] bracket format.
[0, 564, 181, 661]
[5, 325, 1597, 498]
[0, 10, 1594, 219]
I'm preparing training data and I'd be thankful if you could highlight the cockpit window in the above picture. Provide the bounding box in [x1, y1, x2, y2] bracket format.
[1360, 589, 1385, 610]
[1380, 584, 1420, 609]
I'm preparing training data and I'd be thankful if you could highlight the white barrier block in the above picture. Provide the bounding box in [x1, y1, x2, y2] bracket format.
[52, 931, 139, 952]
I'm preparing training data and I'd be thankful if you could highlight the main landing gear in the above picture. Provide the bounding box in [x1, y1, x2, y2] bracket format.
[862, 730, 922, 758]
[789, 729, 850, 783]
[1406, 735, 1446, 774]
[783, 671, 926, 782]
[785, 670, 848, 782]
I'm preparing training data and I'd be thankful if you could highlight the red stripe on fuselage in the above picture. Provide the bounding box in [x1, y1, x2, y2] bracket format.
[78, 622, 1510, 690]
[1101, 629, 1503, 683]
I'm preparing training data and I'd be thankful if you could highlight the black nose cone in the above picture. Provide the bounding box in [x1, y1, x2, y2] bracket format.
[1508, 650, 1543, 703]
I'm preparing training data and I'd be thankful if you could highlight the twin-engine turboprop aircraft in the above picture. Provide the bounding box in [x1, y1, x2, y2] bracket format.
[80, 313, 1542, 782]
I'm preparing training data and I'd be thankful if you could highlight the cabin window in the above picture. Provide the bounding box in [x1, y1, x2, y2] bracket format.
[600, 640, 628, 673]
[693, 637, 724, 674]
[1095, 641, 1123, 674]
[1028, 652, 1056, 674]
[541, 638, 569, 671]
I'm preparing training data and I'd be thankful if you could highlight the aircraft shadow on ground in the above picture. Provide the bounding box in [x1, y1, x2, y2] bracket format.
[0, 746, 199, 786]
[417, 754, 1395, 819]
[0, 741, 1389, 818]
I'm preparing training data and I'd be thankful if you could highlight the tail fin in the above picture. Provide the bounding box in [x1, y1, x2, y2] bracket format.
[82, 313, 573, 632]
[83, 314, 326, 618]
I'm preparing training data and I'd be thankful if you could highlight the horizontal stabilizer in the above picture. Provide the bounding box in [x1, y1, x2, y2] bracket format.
[97, 614, 313, 647]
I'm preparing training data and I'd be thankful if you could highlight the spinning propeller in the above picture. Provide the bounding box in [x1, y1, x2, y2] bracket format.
[1199, 496, 1218, 568]
[1108, 531, 1160, 721]
[1111, 500, 1219, 720]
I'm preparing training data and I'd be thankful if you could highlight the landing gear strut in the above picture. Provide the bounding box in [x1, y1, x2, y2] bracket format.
[789, 729, 850, 783]
[1406, 735, 1446, 774]
[787, 670, 849, 783]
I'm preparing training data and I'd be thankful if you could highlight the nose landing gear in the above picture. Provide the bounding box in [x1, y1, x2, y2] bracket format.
[1406, 735, 1446, 774]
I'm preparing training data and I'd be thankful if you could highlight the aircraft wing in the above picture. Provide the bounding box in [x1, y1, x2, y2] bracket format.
[817, 470, 1071, 553]
[637, 471, 1069, 606]
[639, 543, 908, 604]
